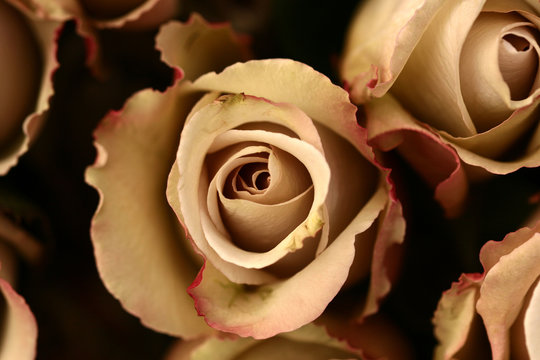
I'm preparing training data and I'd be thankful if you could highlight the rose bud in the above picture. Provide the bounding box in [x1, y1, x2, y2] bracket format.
[432, 220, 540, 359]
[0, 0, 60, 174]
[341, 0, 540, 216]
[86, 15, 405, 340]
[164, 316, 413, 360]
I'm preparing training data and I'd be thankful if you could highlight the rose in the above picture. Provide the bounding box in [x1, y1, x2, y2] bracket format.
[432, 220, 540, 359]
[165, 316, 412, 360]
[86, 15, 405, 340]
[0, 0, 59, 175]
[340, 0, 540, 216]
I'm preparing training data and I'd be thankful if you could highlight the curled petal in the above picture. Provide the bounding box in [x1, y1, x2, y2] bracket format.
[340, 0, 447, 103]
[365, 94, 468, 217]
[0, 2, 60, 174]
[188, 182, 388, 339]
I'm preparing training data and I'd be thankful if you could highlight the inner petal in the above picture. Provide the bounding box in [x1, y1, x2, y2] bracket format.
[499, 28, 540, 100]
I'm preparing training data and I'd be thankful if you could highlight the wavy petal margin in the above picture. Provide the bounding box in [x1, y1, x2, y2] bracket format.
[0, 278, 37, 360]
[156, 14, 252, 82]
[1, 2, 61, 175]
[85, 81, 213, 338]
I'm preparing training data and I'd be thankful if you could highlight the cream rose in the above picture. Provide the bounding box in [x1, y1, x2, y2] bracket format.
[432, 220, 540, 360]
[86, 15, 405, 340]
[341, 0, 540, 216]
[0, 0, 59, 175]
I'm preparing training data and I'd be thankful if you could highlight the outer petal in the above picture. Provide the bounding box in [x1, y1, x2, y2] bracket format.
[0, 2, 60, 175]
[365, 95, 468, 217]
[156, 14, 251, 82]
[0, 278, 37, 360]
[524, 280, 540, 359]
[432, 273, 484, 360]
[85, 81, 212, 338]
[188, 182, 388, 339]
[340, 0, 447, 103]
[476, 231, 540, 360]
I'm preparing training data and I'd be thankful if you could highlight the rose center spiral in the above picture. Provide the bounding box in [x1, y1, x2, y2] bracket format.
[498, 29, 540, 100]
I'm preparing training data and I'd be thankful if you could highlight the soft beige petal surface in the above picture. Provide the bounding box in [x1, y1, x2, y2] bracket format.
[86, 82, 212, 338]
[156, 14, 251, 81]
[433, 274, 483, 360]
[340, 0, 447, 103]
[189, 183, 388, 339]
[0, 3, 60, 174]
[0, 278, 37, 360]
[391, 0, 486, 137]
[476, 232, 540, 360]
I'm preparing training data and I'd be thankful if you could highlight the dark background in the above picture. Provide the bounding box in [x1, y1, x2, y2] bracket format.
[2, 0, 539, 358]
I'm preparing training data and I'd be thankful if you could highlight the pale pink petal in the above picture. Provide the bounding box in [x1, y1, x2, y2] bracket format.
[476, 232, 540, 360]
[0, 2, 60, 174]
[0, 278, 37, 360]
[156, 14, 251, 81]
[432, 274, 483, 360]
[85, 82, 212, 338]
[340, 0, 447, 103]
[365, 95, 468, 217]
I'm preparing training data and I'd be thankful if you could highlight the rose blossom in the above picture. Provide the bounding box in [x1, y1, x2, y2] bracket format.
[86, 15, 405, 339]
[432, 220, 540, 359]
[165, 315, 413, 360]
[341, 0, 540, 216]
[0, 0, 59, 175]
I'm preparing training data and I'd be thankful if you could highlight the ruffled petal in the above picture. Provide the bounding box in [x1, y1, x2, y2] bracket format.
[156, 14, 251, 81]
[365, 94, 468, 217]
[340, 0, 447, 103]
[85, 81, 212, 338]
